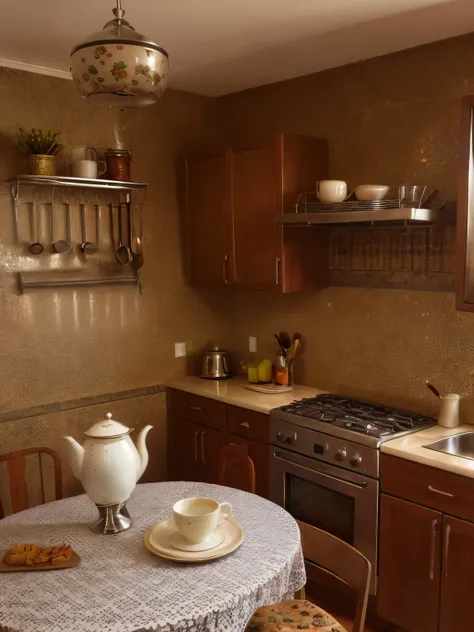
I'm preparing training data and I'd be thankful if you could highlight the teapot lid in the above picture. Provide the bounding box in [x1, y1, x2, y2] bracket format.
[84, 413, 131, 439]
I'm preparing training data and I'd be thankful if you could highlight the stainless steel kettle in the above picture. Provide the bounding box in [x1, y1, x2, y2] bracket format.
[201, 347, 233, 380]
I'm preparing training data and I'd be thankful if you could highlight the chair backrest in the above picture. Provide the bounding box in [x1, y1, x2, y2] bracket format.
[0, 447, 63, 516]
[298, 521, 371, 632]
[217, 443, 256, 494]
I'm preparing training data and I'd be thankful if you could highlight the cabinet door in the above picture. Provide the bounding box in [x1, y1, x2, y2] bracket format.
[439, 515, 474, 632]
[377, 494, 442, 632]
[184, 151, 232, 286]
[231, 142, 278, 290]
[200, 427, 227, 484]
[227, 433, 269, 499]
[169, 416, 202, 482]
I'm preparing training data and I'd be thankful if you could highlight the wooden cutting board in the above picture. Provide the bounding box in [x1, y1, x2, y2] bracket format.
[0, 551, 80, 572]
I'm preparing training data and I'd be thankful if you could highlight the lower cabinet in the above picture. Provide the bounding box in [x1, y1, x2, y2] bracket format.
[169, 416, 226, 484]
[378, 494, 441, 632]
[378, 493, 474, 632]
[439, 515, 474, 632]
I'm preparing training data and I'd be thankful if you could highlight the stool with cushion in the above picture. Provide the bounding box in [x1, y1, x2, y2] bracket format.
[245, 526, 371, 632]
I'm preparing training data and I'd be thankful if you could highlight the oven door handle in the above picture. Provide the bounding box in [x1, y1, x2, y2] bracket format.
[272, 451, 368, 489]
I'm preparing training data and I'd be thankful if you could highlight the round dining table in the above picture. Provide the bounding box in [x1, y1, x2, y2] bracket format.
[0, 482, 305, 632]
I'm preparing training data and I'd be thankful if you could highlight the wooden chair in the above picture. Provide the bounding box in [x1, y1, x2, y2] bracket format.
[246, 525, 371, 632]
[217, 443, 256, 494]
[0, 447, 63, 516]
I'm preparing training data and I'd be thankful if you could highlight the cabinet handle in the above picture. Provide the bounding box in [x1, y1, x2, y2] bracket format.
[275, 256, 281, 285]
[201, 431, 206, 464]
[428, 485, 454, 498]
[444, 524, 451, 577]
[240, 422, 250, 429]
[194, 431, 199, 464]
[429, 518, 438, 580]
[223, 254, 228, 285]
[189, 405, 202, 412]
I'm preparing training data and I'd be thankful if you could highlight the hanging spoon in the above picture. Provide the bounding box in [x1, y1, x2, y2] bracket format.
[80, 204, 97, 254]
[52, 200, 72, 254]
[115, 202, 130, 265]
[426, 380, 441, 399]
[29, 201, 44, 255]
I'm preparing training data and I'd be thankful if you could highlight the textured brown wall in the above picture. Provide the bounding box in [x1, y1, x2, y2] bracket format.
[0, 68, 230, 503]
[0, 68, 229, 413]
[218, 34, 474, 421]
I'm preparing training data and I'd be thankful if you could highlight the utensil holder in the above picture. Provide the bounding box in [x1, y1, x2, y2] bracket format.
[438, 393, 460, 428]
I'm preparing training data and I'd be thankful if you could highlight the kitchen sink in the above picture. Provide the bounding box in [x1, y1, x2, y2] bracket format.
[423, 432, 474, 461]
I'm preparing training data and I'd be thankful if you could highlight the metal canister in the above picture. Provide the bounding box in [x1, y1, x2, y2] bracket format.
[105, 149, 132, 181]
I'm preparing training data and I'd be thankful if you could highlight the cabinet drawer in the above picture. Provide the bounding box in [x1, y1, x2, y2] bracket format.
[167, 389, 226, 431]
[227, 405, 269, 443]
[381, 454, 474, 523]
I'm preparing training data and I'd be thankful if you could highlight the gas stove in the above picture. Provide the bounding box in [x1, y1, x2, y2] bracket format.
[277, 394, 434, 442]
[270, 393, 436, 478]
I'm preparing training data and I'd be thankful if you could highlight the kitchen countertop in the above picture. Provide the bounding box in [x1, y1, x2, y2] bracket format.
[166, 376, 325, 414]
[382, 424, 474, 478]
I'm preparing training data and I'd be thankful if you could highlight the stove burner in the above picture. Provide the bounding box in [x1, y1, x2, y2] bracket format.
[280, 394, 435, 438]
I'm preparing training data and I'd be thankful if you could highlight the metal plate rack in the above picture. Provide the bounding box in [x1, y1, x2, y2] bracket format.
[6, 175, 147, 294]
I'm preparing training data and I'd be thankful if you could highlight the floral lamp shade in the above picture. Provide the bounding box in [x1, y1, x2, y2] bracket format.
[70, 1, 169, 108]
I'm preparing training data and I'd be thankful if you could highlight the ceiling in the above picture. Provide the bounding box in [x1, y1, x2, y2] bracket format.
[1, 0, 474, 96]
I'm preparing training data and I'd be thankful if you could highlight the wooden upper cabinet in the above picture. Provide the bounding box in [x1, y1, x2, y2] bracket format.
[183, 151, 232, 287]
[377, 494, 442, 632]
[456, 95, 474, 310]
[182, 134, 329, 293]
[231, 134, 329, 292]
[439, 515, 474, 632]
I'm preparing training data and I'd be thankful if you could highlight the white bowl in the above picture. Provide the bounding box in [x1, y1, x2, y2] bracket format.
[354, 185, 390, 201]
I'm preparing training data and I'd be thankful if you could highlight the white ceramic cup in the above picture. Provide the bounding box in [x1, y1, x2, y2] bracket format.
[71, 146, 98, 163]
[316, 180, 347, 203]
[173, 497, 232, 544]
[71, 159, 106, 179]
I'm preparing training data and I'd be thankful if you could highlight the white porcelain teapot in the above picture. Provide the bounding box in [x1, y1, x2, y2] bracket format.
[64, 413, 153, 506]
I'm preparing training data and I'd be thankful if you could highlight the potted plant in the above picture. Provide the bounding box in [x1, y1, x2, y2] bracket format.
[17, 128, 63, 176]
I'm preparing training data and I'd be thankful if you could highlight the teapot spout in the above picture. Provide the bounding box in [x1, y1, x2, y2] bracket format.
[136, 425, 153, 481]
[63, 436, 84, 480]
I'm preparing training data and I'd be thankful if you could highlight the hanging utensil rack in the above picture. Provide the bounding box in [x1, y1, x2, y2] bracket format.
[6, 175, 147, 294]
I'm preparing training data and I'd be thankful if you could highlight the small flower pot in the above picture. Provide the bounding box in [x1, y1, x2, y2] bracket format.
[28, 154, 56, 176]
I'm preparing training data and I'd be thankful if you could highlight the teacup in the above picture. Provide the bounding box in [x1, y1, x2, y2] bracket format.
[71, 159, 106, 179]
[316, 180, 347, 203]
[173, 497, 232, 544]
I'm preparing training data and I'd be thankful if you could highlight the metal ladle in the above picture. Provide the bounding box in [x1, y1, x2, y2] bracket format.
[115, 202, 130, 265]
[80, 204, 97, 254]
[52, 200, 72, 254]
[29, 201, 44, 255]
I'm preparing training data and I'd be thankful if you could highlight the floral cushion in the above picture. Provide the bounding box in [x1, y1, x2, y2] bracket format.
[245, 599, 348, 632]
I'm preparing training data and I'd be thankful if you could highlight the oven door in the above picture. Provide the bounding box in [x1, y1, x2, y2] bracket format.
[270, 447, 378, 594]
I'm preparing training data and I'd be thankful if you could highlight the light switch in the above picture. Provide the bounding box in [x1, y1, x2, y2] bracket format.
[249, 336, 257, 353]
[174, 342, 186, 358]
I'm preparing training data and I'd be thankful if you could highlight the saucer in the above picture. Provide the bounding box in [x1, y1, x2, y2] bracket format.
[144, 517, 244, 563]
[169, 529, 225, 552]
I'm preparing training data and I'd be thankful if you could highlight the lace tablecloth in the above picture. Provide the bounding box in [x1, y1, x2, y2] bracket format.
[0, 482, 305, 632]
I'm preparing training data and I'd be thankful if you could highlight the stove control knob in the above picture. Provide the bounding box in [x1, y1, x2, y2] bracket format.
[350, 454, 363, 467]
[335, 448, 347, 462]
[288, 432, 298, 445]
[276, 432, 287, 443]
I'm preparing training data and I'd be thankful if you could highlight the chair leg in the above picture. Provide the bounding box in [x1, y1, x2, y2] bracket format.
[294, 586, 306, 600]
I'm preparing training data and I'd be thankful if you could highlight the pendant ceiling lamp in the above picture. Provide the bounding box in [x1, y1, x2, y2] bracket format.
[70, 0, 169, 108]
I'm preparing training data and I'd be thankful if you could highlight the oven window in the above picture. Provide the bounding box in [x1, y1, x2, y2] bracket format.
[285, 473, 355, 544]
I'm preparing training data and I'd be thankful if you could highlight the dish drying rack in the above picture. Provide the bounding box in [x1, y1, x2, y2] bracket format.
[295, 185, 434, 213]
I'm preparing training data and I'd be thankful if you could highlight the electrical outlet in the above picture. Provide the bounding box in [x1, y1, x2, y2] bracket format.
[174, 342, 186, 358]
[249, 336, 257, 353]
